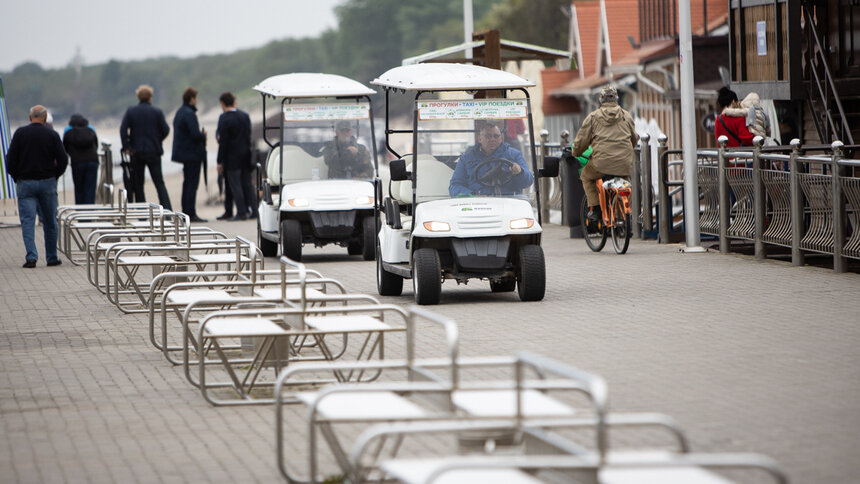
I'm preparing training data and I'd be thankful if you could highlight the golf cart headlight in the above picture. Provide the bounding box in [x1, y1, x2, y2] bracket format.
[422, 221, 450, 232]
[509, 218, 534, 229]
[355, 196, 374, 205]
[288, 198, 310, 207]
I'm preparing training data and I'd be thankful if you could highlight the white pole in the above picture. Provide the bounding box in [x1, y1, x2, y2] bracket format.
[678, 0, 705, 251]
[463, 0, 473, 61]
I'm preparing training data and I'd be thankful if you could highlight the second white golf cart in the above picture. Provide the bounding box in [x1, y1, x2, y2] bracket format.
[255, 73, 379, 261]
[371, 64, 558, 305]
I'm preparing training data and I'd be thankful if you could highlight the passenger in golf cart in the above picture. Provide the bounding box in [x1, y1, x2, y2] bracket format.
[322, 120, 373, 179]
[449, 121, 533, 197]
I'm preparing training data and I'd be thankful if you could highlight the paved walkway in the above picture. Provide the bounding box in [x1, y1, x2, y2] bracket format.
[1, 174, 859, 483]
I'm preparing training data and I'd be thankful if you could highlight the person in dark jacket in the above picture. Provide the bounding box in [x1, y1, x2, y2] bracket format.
[119, 84, 172, 208]
[216, 92, 255, 221]
[63, 114, 99, 204]
[172, 87, 207, 222]
[6, 105, 69, 268]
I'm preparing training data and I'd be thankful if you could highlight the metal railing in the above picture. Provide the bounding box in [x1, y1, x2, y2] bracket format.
[544, 127, 858, 272]
[696, 136, 860, 272]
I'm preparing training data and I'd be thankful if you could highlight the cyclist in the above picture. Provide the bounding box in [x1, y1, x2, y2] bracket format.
[570, 86, 638, 224]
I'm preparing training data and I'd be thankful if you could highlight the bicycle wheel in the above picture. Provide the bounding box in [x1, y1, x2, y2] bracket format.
[610, 193, 631, 254]
[581, 195, 606, 252]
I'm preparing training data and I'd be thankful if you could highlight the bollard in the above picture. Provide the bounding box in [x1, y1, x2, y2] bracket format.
[789, 139, 804, 266]
[631, 136, 642, 239]
[831, 140, 846, 273]
[717, 136, 730, 253]
[97, 142, 114, 205]
[559, 130, 570, 227]
[641, 134, 653, 236]
[657, 134, 669, 243]
[539, 130, 550, 224]
[752, 136, 766, 260]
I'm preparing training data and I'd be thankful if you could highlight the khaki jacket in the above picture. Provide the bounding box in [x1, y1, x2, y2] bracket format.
[571, 102, 638, 176]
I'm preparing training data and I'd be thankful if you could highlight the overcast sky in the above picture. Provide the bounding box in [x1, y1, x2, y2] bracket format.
[0, 0, 342, 72]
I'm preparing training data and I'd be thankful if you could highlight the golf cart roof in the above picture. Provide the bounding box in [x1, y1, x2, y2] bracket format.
[371, 63, 535, 91]
[253, 73, 376, 98]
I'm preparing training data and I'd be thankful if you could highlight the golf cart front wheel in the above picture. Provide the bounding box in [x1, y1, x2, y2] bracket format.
[362, 216, 376, 261]
[412, 248, 441, 305]
[257, 218, 278, 257]
[376, 239, 403, 296]
[517, 245, 545, 302]
[280, 219, 302, 262]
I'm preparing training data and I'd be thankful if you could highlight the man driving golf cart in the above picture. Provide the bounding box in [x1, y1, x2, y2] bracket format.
[449, 121, 533, 197]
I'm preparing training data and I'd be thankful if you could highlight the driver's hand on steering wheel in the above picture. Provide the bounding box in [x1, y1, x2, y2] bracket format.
[509, 163, 522, 175]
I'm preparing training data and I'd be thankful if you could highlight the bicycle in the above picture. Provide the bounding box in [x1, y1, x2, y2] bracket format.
[580, 176, 632, 254]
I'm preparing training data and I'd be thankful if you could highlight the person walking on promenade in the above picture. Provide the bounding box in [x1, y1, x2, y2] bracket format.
[216, 92, 254, 221]
[63, 114, 99, 204]
[172, 87, 207, 222]
[120, 84, 172, 209]
[570, 85, 638, 223]
[6, 105, 68, 268]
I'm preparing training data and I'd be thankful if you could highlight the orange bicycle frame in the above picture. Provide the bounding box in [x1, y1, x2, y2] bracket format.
[594, 179, 632, 226]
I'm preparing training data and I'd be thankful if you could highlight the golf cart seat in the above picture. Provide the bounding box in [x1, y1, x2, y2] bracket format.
[266, 145, 329, 187]
[390, 154, 454, 205]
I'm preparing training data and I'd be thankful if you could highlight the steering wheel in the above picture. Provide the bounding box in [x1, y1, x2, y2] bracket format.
[474, 157, 517, 195]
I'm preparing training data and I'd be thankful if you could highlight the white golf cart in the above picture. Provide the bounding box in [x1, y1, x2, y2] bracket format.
[254, 73, 379, 261]
[371, 64, 559, 305]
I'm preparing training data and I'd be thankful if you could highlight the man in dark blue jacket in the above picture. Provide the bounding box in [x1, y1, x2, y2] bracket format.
[216, 92, 255, 221]
[449, 122, 533, 197]
[6, 105, 68, 268]
[172, 87, 207, 222]
[120, 84, 172, 208]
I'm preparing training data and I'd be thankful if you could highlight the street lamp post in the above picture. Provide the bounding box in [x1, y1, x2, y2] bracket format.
[679, 0, 705, 252]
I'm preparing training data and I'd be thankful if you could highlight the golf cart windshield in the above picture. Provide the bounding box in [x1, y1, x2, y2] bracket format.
[273, 101, 374, 183]
[413, 98, 534, 201]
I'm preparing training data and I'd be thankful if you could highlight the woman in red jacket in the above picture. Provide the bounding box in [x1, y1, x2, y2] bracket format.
[714, 86, 754, 147]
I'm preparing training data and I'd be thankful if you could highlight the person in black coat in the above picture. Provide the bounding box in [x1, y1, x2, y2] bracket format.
[119, 84, 172, 208]
[216, 92, 255, 221]
[6, 105, 68, 267]
[63, 113, 99, 204]
[172, 87, 207, 222]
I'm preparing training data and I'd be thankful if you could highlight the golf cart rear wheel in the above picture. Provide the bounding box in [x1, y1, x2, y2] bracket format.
[258, 218, 278, 257]
[490, 278, 516, 292]
[347, 241, 362, 255]
[412, 248, 441, 305]
[581, 195, 607, 252]
[362, 216, 376, 261]
[517, 245, 545, 302]
[280, 219, 302, 262]
[376, 239, 403, 296]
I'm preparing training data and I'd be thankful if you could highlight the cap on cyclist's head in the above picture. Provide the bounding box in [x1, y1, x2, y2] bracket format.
[599, 86, 618, 104]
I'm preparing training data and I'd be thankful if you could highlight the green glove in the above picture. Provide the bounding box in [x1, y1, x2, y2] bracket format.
[575, 146, 592, 175]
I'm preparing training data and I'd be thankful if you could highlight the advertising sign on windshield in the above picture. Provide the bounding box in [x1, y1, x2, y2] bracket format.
[417, 99, 528, 121]
[283, 103, 370, 122]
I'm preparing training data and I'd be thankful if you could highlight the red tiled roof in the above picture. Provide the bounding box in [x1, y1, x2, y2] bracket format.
[557, 0, 729, 96]
[542, 68, 582, 113]
[610, 39, 675, 69]
[551, 73, 608, 96]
